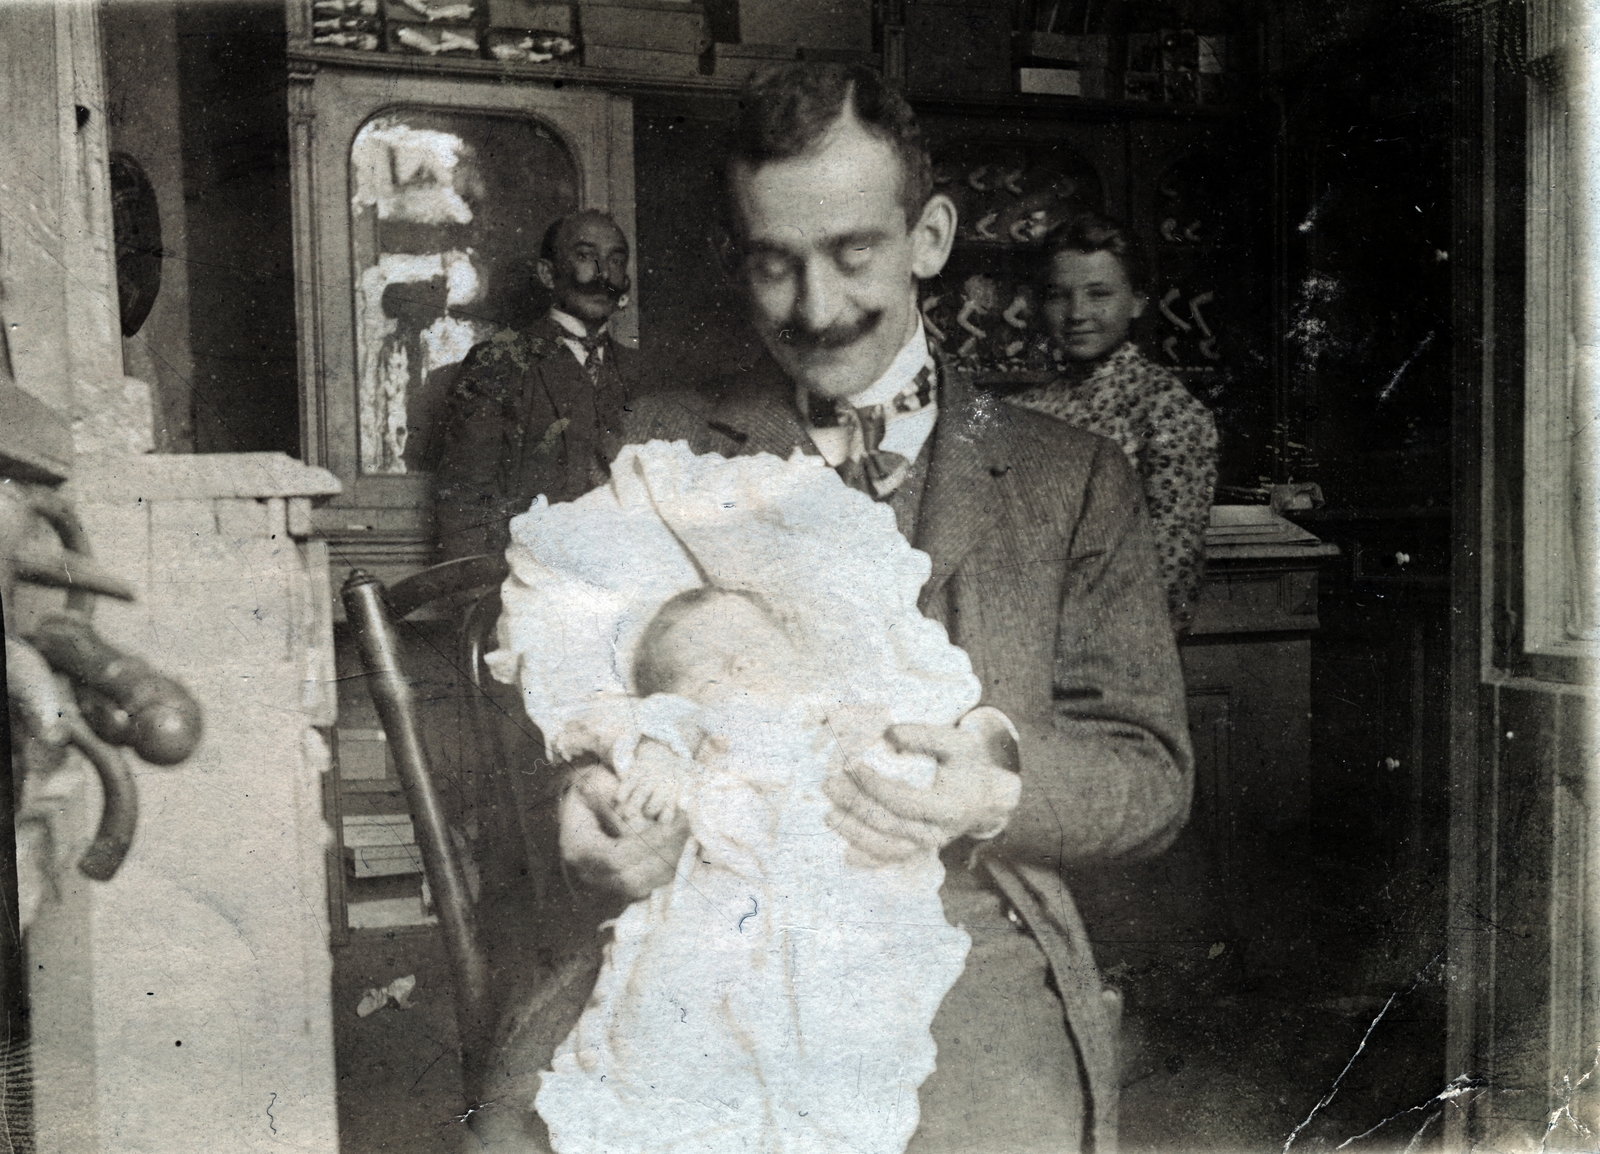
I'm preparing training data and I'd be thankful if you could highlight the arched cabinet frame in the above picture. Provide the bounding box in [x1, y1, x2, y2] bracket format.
[290, 65, 635, 573]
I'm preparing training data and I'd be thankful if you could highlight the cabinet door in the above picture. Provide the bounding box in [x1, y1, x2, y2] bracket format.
[292, 70, 634, 569]
[1129, 118, 1273, 494]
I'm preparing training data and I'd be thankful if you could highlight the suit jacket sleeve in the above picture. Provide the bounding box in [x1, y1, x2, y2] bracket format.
[996, 438, 1194, 869]
[433, 336, 554, 560]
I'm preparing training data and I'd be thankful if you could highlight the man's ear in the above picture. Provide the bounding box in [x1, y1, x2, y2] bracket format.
[910, 193, 958, 281]
[536, 258, 557, 292]
[1131, 292, 1148, 319]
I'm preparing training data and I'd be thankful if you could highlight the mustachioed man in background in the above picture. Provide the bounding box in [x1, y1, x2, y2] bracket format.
[433, 209, 642, 559]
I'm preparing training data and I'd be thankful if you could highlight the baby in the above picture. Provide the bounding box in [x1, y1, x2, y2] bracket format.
[534, 585, 971, 1154]
[614, 585, 807, 822]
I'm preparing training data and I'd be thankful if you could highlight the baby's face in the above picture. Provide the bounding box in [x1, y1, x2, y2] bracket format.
[650, 595, 797, 704]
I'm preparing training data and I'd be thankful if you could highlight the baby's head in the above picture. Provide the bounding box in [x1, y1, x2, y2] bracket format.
[632, 587, 800, 705]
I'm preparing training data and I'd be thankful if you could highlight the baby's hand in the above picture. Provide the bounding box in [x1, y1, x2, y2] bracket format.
[616, 738, 687, 824]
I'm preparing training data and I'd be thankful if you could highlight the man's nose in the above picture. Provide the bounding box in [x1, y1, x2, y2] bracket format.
[1063, 291, 1091, 321]
[793, 259, 843, 332]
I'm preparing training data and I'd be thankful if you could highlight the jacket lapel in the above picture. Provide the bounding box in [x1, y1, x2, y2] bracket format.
[914, 364, 1012, 608]
[706, 356, 814, 459]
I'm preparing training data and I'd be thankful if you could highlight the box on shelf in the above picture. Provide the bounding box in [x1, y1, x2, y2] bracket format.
[388, 22, 482, 53]
[487, 28, 581, 61]
[712, 40, 793, 80]
[712, 41, 877, 81]
[488, 0, 574, 32]
[335, 728, 389, 781]
[346, 843, 425, 878]
[583, 42, 706, 74]
[1122, 71, 1163, 102]
[312, 0, 382, 49]
[905, 6, 1010, 95]
[1017, 67, 1079, 96]
[384, 0, 482, 23]
[1016, 65, 1112, 98]
[1015, 31, 1111, 68]
[346, 893, 435, 929]
[734, 0, 872, 54]
[342, 813, 417, 848]
[580, 0, 709, 54]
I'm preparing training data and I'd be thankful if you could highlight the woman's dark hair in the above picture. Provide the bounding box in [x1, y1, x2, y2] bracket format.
[721, 63, 934, 234]
[631, 586, 789, 697]
[1042, 211, 1150, 296]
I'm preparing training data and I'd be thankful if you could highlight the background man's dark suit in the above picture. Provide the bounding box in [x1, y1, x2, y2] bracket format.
[481, 355, 1194, 1152]
[433, 314, 641, 560]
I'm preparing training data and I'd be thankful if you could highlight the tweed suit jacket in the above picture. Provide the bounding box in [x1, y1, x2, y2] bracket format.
[434, 314, 642, 560]
[476, 353, 1193, 1152]
[623, 356, 1194, 870]
[622, 357, 1193, 1147]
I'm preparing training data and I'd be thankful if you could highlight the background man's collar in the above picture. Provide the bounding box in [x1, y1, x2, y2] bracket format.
[548, 307, 607, 340]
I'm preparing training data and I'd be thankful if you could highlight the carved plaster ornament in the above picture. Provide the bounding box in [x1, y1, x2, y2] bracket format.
[1009, 208, 1051, 243]
[920, 294, 947, 344]
[956, 274, 1000, 357]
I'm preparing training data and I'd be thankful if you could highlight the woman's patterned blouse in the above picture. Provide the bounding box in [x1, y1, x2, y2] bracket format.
[1008, 342, 1218, 632]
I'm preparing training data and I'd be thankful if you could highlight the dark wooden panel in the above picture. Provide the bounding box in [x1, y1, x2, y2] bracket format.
[1190, 567, 1320, 635]
[1487, 685, 1559, 1130]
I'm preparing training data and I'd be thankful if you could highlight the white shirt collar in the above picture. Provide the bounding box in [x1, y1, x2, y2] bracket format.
[847, 318, 933, 407]
[798, 319, 939, 473]
[548, 307, 604, 340]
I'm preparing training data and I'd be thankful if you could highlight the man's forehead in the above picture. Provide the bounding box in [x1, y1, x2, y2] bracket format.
[561, 216, 627, 251]
[730, 119, 906, 243]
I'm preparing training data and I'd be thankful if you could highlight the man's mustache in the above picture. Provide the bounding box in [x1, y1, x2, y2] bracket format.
[572, 272, 631, 300]
[777, 310, 882, 352]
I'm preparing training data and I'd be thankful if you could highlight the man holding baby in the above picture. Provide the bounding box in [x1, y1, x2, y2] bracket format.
[472, 63, 1193, 1154]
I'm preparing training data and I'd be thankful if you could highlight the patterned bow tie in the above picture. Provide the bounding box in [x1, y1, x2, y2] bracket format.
[808, 362, 936, 498]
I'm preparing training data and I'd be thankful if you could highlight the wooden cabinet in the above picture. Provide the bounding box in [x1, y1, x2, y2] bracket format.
[289, 61, 636, 577]
[1181, 535, 1339, 876]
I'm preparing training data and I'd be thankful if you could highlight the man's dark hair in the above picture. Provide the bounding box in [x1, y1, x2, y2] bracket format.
[722, 63, 934, 233]
[1042, 211, 1150, 296]
[539, 209, 626, 264]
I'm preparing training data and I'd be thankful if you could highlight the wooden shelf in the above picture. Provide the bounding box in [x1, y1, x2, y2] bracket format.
[287, 45, 1257, 117]
[952, 238, 1047, 252]
[290, 42, 746, 98]
[909, 89, 1247, 121]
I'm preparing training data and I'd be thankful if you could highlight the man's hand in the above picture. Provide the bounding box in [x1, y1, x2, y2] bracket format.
[560, 744, 690, 899]
[820, 718, 1022, 867]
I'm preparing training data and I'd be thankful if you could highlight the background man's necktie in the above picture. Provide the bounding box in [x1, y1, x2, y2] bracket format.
[575, 331, 608, 387]
[809, 362, 935, 498]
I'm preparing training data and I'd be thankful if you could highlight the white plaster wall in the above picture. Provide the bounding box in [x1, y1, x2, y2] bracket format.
[31, 455, 340, 1153]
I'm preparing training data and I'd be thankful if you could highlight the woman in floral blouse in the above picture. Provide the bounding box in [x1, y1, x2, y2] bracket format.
[1009, 212, 1218, 632]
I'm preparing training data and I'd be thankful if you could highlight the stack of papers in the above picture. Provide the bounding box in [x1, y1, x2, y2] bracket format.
[343, 814, 422, 878]
[1205, 505, 1322, 547]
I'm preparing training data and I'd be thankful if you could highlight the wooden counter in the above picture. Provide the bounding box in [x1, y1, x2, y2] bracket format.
[1180, 518, 1340, 877]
